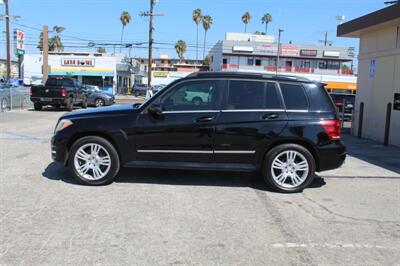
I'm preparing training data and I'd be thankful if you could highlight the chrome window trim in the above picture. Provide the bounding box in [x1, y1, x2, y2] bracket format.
[162, 110, 219, 114]
[221, 109, 285, 113]
[286, 110, 309, 113]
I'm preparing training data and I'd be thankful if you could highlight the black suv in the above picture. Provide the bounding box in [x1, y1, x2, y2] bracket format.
[51, 72, 346, 192]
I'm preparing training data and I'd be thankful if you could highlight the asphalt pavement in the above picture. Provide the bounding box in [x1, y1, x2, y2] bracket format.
[0, 108, 399, 265]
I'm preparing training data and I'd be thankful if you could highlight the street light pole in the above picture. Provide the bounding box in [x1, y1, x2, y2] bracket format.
[42, 25, 49, 83]
[147, 0, 154, 97]
[5, 0, 11, 80]
[276, 29, 284, 76]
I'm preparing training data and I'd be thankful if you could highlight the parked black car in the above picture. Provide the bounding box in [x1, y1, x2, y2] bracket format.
[51, 72, 346, 192]
[132, 84, 148, 97]
[84, 85, 115, 107]
[330, 93, 356, 121]
[30, 77, 88, 111]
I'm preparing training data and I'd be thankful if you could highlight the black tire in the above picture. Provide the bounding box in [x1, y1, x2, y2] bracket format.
[95, 98, 105, 107]
[192, 97, 203, 106]
[53, 104, 61, 110]
[66, 97, 73, 111]
[262, 144, 315, 193]
[68, 136, 120, 186]
[82, 97, 88, 109]
[134, 91, 140, 97]
[34, 102, 43, 111]
[1, 98, 9, 111]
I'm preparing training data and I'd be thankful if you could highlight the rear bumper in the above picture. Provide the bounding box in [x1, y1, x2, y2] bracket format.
[31, 97, 67, 105]
[317, 140, 346, 172]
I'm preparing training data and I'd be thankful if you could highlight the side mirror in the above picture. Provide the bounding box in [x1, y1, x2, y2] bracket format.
[148, 104, 164, 118]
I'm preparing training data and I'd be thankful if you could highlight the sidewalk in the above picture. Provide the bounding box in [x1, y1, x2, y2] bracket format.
[320, 133, 400, 178]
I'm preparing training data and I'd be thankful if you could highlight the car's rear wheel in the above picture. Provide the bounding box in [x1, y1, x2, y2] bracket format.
[68, 136, 120, 185]
[34, 103, 43, 111]
[95, 98, 105, 107]
[263, 144, 315, 193]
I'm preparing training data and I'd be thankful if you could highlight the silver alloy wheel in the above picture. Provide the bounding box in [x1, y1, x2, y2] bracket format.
[73, 143, 112, 181]
[95, 99, 104, 107]
[271, 150, 309, 188]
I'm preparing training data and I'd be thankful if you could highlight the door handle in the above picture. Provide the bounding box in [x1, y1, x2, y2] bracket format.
[262, 113, 279, 120]
[195, 116, 214, 123]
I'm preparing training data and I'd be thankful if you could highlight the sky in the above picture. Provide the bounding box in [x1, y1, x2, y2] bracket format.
[0, 0, 389, 60]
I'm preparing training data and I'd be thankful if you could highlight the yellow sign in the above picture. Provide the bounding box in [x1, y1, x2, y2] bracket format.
[153, 71, 169, 78]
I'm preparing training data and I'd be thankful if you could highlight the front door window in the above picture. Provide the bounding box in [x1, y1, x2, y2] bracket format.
[157, 80, 221, 111]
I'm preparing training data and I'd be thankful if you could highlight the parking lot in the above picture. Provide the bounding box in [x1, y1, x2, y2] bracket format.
[1, 108, 399, 265]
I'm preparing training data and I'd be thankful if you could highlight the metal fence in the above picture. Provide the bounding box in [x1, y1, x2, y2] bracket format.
[0, 86, 33, 112]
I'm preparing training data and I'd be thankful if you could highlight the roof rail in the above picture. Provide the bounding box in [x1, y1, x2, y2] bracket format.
[186, 71, 312, 82]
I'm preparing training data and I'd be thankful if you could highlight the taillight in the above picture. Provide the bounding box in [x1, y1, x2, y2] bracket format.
[29, 87, 32, 96]
[320, 119, 341, 140]
[61, 88, 67, 97]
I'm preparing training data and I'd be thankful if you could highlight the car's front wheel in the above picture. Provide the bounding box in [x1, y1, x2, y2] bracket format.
[263, 144, 315, 193]
[68, 136, 120, 185]
[95, 98, 105, 107]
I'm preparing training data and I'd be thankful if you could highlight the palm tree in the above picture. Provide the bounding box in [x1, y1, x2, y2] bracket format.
[261, 13, 272, 34]
[242, 12, 252, 33]
[192, 8, 202, 65]
[119, 11, 132, 53]
[175, 40, 187, 62]
[202, 15, 213, 60]
[49, 36, 64, 52]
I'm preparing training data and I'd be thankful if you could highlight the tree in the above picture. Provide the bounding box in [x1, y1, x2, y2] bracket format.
[192, 8, 202, 64]
[175, 40, 187, 62]
[203, 55, 211, 68]
[37, 32, 64, 52]
[254, 31, 266, 35]
[242, 12, 252, 33]
[120, 11, 132, 53]
[261, 13, 272, 34]
[49, 35, 64, 52]
[202, 15, 213, 59]
[97, 47, 106, 53]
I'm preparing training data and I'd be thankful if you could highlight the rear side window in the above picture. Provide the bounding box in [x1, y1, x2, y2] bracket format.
[279, 83, 308, 110]
[227, 80, 282, 110]
[305, 84, 336, 112]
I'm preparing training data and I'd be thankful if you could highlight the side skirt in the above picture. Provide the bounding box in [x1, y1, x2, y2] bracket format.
[124, 160, 259, 172]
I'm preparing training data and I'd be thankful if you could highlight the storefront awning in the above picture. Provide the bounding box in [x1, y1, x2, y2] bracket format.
[50, 67, 114, 77]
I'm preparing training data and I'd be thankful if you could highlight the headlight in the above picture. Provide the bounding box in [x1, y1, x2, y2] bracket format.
[54, 119, 73, 133]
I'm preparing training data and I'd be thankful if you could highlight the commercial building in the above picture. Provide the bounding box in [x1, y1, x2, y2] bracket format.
[24, 52, 137, 94]
[338, 3, 400, 147]
[208, 32, 357, 93]
[136, 55, 206, 85]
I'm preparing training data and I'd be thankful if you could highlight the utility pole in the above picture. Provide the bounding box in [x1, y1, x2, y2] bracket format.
[319, 31, 333, 47]
[42, 25, 49, 83]
[140, 0, 163, 98]
[276, 29, 284, 76]
[5, 0, 11, 80]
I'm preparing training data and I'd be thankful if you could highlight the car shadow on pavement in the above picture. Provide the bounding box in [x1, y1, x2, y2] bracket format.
[43, 162, 326, 192]
[342, 134, 400, 175]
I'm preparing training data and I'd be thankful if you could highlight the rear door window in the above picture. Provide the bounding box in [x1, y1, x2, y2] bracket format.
[226, 80, 283, 110]
[279, 83, 309, 110]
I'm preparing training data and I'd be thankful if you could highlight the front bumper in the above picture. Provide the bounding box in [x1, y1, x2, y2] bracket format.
[51, 135, 68, 165]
